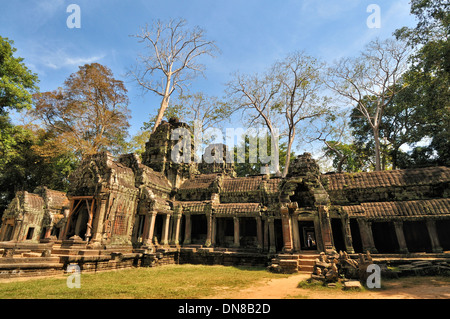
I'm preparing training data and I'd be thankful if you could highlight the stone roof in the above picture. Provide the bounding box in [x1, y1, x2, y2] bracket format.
[179, 174, 218, 190]
[137, 163, 172, 191]
[222, 176, 263, 192]
[3, 191, 45, 218]
[264, 178, 282, 193]
[341, 198, 450, 220]
[326, 166, 450, 191]
[180, 201, 210, 214]
[214, 203, 261, 216]
[39, 188, 69, 210]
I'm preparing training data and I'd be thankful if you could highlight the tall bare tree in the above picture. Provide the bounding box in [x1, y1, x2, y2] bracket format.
[227, 52, 330, 177]
[273, 51, 330, 177]
[129, 18, 219, 133]
[226, 71, 283, 175]
[327, 38, 410, 171]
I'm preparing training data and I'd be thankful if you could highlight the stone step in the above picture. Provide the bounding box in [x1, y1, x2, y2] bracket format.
[298, 265, 314, 272]
[298, 259, 315, 266]
[0, 262, 64, 270]
[297, 254, 320, 259]
[0, 257, 61, 264]
[276, 254, 299, 260]
[51, 248, 80, 255]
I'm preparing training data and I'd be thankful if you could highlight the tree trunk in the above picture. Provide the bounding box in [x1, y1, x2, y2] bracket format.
[152, 77, 172, 133]
[337, 155, 347, 173]
[282, 129, 295, 177]
[268, 128, 281, 176]
[373, 127, 382, 171]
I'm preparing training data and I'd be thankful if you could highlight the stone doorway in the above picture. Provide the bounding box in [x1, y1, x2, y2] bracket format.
[4, 224, 14, 241]
[404, 221, 432, 253]
[436, 219, 450, 251]
[372, 221, 399, 253]
[191, 214, 207, 245]
[67, 204, 89, 240]
[331, 219, 346, 252]
[349, 219, 363, 253]
[298, 221, 317, 250]
[215, 217, 234, 247]
[239, 217, 257, 248]
[64, 197, 96, 241]
[274, 219, 283, 252]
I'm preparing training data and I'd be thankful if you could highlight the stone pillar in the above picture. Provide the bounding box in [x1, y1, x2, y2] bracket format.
[318, 205, 335, 253]
[263, 218, 269, 252]
[341, 215, 355, 253]
[0, 223, 7, 241]
[426, 220, 443, 253]
[161, 213, 171, 246]
[12, 220, 22, 241]
[393, 221, 409, 254]
[268, 217, 276, 253]
[183, 213, 192, 245]
[92, 198, 107, 243]
[280, 207, 293, 252]
[233, 216, 240, 248]
[170, 213, 182, 245]
[291, 214, 301, 252]
[143, 211, 157, 247]
[212, 216, 217, 246]
[205, 213, 213, 247]
[357, 219, 377, 253]
[256, 216, 263, 250]
[84, 199, 95, 242]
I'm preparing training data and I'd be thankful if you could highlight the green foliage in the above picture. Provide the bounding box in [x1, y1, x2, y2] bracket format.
[322, 141, 369, 173]
[393, 0, 450, 167]
[0, 115, 77, 215]
[233, 133, 292, 177]
[0, 36, 39, 112]
[32, 63, 131, 158]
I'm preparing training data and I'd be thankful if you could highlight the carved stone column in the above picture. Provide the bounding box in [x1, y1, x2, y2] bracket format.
[212, 215, 217, 246]
[426, 220, 443, 253]
[161, 213, 172, 246]
[280, 206, 293, 252]
[256, 216, 263, 250]
[268, 216, 276, 253]
[233, 216, 240, 248]
[92, 198, 107, 243]
[291, 213, 301, 252]
[183, 213, 192, 245]
[318, 205, 334, 253]
[263, 217, 269, 252]
[205, 213, 213, 247]
[357, 219, 377, 253]
[170, 213, 182, 245]
[393, 220, 409, 254]
[143, 211, 157, 247]
[341, 215, 355, 253]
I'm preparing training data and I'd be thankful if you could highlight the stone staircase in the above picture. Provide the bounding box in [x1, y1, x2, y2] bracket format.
[268, 252, 320, 274]
[297, 253, 320, 273]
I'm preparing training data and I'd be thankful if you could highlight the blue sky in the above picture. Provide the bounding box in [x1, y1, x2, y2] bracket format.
[0, 0, 417, 153]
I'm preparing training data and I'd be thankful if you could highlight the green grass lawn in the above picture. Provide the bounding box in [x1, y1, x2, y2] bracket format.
[0, 264, 289, 299]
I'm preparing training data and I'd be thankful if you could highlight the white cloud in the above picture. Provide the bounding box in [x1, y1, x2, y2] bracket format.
[30, 46, 105, 71]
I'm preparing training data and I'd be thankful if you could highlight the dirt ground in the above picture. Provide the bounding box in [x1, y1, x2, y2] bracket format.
[211, 273, 450, 299]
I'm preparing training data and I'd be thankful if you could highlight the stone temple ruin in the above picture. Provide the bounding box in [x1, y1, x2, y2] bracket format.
[0, 118, 449, 281]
